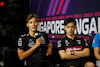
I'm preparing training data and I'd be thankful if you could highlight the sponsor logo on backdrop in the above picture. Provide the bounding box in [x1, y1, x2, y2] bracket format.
[38, 12, 100, 39]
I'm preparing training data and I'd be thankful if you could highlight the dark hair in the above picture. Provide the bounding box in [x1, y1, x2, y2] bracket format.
[64, 18, 76, 26]
[26, 14, 38, 23]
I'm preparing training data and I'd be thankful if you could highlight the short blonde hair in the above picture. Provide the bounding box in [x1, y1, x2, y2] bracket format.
[26, 14, 38, 23]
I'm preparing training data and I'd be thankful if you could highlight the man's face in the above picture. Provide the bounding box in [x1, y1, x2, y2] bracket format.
[64, 22, 76, 36]
[26, 17, 38, 32]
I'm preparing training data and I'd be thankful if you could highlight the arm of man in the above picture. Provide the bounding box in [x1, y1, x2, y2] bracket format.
[58, 50, 80, 60]
[92, 34, 100, 60]
[94, 47, 100, 60]
[46, 40, 53, 56]
[73, 48, 90, 57]
[17, 38, 41, 61]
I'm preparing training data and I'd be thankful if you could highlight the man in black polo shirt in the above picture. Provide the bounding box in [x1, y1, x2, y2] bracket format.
[57, 18, 95, 67]
[17, 14, 54, 67]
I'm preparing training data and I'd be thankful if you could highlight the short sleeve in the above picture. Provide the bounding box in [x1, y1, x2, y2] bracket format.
[17, 36, 26, 50]
[92, 34, 100, 48]
[57, 39, 65, 51]
[82, 38, 89, 49]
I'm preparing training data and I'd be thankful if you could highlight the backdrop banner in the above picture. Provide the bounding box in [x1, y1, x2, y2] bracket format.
[30, 0, 100, 47]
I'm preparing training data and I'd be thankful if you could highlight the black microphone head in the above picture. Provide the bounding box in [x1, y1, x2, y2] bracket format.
[41, 32, 47, 37]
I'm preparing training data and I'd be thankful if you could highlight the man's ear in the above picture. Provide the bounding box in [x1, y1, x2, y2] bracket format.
[37, 22, 39, 25]
[74, 26, 77, 30]
[64, 26, 66, 30]
[26, 23, 28, 27]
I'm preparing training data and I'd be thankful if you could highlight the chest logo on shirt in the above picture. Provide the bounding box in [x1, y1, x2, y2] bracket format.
[65, 40, 70, 46]
[76, 40, 81, 44]
[65, 46, 83, 51]
[28, 39, 35, 47]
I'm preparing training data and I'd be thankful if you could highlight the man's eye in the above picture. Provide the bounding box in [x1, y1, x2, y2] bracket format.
[67, 26, 69, 28]
[29, 21, 32, 24]
[34, 21, 37, 23]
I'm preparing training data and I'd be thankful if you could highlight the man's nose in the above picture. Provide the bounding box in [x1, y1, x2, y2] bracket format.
[69, 27, 72, 29]
[32, 22, 35, 25]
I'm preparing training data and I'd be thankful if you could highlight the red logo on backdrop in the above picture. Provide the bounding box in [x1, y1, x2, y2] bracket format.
[47, 0, 70, 16]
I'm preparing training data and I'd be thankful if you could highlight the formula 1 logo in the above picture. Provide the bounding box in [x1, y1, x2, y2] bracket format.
[47, 0, 70, 16]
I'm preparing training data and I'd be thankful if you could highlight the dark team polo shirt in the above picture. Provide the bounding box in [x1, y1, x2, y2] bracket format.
[17, 31, 50, 66]
[58, 36, 89, 52]
[57, 36, 90, 66]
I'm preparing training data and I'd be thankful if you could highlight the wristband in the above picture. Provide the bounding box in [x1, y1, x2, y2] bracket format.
[48, 46, 53, 48]
[71, 51, 74, 55]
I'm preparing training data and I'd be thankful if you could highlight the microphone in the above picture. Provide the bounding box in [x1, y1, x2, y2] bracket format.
[34, 31, 41, 38]
[40, 33, 46, 45]
[35, 31, 47, 45]
[34, 31, 47, 53]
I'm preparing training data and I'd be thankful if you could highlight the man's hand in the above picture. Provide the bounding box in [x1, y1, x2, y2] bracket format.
[46, 47, 52, 56]
[35, 38, 41, 47]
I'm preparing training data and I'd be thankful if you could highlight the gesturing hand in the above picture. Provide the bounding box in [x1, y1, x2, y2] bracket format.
[35, 38, 41, 47]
